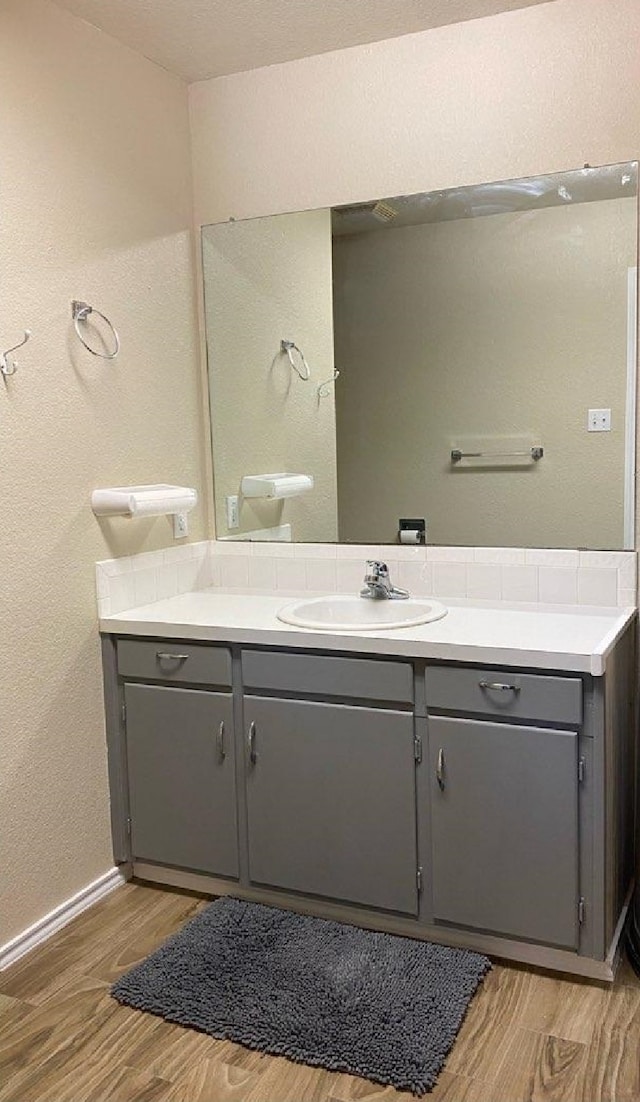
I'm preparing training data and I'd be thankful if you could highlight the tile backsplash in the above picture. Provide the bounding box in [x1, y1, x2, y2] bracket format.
[96, 541, 637, 616]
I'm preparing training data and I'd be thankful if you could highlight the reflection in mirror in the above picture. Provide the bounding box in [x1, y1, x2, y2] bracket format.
[202, 162, 638, 550]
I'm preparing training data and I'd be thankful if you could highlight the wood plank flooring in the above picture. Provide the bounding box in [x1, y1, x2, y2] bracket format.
[1, 882, 639, 1101]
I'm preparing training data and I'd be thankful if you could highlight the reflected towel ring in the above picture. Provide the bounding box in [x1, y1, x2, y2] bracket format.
[72, 301, 120, 360]
[281, 339, 310, 381]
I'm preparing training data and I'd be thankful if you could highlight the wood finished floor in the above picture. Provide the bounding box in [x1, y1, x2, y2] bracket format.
[1, 883, 639, 1102]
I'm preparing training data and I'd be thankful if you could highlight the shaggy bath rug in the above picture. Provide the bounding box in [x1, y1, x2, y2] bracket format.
[111, 896, 490, 1095]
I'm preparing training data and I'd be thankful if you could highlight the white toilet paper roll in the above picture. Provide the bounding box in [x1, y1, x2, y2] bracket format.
[399, 529, 421, 544]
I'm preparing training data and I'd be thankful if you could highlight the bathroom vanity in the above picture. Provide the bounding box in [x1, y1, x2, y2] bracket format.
[100, 591, 636, 980]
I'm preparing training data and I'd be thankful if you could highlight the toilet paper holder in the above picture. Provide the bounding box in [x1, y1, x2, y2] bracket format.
[398, 518, 426, 545]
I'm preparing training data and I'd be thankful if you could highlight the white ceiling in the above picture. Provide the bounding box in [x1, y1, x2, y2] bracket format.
[51, 0, 557, 83]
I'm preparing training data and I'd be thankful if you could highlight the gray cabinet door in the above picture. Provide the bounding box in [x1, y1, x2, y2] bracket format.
[429, 717, 579, 948]
[244, 697, 418, 914]
[125, 684, 238, 877]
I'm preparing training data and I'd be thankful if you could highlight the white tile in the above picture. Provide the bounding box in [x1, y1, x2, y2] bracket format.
[294, 543, 337, 559]
[218, 556, 250, 589]
[251, 541, 295, 557]
[474, 547, 526, 565]
[579, 550, 631, 570]
[577, 568, 618, 606]
[397, 561, 433, 596]
[619, 560, 637, 589]
[133, 568, 157, 607]
[337, 544, 384, 560]
[432, 563, 467, 598]
[188, 540, 210, 559]
[336, 559, 364, 594]
[209, 555, 222, 587]
[95, 566, 110, 600]
[304, 558, 338, 592]
[163, 544, 193, 565]
[177, 559, 200, 592]
[275, 558, 307, 591]
[98, 597, 112, 617]
[130, 550, 163, 572]
[500, 565, 538, 603]
[195, 556, 213, 588]
[466, 563, 501, 600]
[108, 574, 137, 613]
[525, 549, 580, 568]
[213, 540, 252, 556]
[618, 587, 637, 608]
[157, 563, 179, 600]
[427, 546, 472, 563]
[392, 545, 428, 562]
[248, 556, 277, 591]
[97, 555, 132, 577]
[538, 567, 578, 604]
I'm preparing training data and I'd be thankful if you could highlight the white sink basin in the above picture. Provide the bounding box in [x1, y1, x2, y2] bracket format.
[277, 594, 448, 631]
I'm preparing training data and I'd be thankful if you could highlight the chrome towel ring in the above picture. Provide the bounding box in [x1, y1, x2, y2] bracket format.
[280, 338, 310, 381]
[72, 301, 120, 360]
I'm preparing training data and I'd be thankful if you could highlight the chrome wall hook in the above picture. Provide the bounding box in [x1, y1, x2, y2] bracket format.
[1, 330, 31, 377]
[317, 367, 340, 399]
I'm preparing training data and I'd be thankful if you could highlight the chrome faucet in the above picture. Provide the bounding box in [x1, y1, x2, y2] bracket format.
[360, 560, 409, 600]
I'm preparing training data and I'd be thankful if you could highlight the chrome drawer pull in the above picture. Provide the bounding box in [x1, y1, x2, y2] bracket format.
[248, 721, 257, 765]
[156, 652, 189, 662]
[479, 680, 520, 693]
[217, 721, 226, 761]
[436, 748, 446, 791]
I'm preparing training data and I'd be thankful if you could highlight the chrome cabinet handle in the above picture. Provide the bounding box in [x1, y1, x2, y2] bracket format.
[479, 680, 520, 693]
[156, 652, 189, 662]
[217, 721, 226, 762]
[247, 722, 257, 765]
[436, 748, 445, 791]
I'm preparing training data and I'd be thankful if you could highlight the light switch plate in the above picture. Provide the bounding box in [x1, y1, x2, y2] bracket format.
[588, 409, 611, 432]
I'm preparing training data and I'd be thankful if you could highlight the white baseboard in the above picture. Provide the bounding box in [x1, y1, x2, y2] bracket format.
[0, 867, 126, 972]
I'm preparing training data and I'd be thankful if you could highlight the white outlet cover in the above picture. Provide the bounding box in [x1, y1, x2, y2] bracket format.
[587, 408, 611, 432]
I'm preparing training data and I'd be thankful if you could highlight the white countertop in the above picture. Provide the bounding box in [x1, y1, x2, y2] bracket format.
[99, 590, 636, 675]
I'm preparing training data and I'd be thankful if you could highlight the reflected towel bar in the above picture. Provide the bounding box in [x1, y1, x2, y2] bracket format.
[451, 446, 544, 463]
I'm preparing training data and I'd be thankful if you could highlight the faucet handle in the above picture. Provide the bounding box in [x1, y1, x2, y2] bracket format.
[365, 560, 388, 577]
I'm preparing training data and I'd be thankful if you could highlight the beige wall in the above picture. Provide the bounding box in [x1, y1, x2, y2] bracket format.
[334, 199, 636, 548]
[189, 0, 640, 227]
[203, 211, 338, 541]
[0, 0, 204, 945]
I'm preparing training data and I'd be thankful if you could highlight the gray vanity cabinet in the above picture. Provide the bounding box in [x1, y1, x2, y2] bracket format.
[102, 621, 636, 980]
[124, 683, 238, 878]
[243, 696, 419, 915]
[427, 716, 579, 948]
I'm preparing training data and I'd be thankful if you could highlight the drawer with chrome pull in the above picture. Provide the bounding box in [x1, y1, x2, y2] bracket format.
[425, 665, 582, 726]
[117, 639, 232, 687]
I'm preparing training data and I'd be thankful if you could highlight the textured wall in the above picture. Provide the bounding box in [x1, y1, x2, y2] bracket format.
[203, 211, 338, 541]
[0, 0, 204, 945]
[334, 199, 635, 548]
[189, 0, 640, 227]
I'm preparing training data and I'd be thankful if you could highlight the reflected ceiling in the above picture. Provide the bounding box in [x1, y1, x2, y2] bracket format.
[332, 163, 638, 235]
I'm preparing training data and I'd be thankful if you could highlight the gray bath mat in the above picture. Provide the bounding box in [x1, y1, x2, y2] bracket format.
[111, 896, 490, 1095]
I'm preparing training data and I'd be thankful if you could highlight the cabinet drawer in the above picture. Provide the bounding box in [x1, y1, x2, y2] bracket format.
[241, 649, 413, 704]
[117, 639, 232, 687]
[426, 665, 582, 725]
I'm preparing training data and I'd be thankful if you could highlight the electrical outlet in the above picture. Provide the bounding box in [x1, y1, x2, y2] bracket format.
[226, 494, 240, 529]
[588, 408, 611, 432]
[173, 512, 188, 539]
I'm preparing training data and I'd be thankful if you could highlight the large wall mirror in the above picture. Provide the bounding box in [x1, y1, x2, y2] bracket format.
[202, 162, 638, 549]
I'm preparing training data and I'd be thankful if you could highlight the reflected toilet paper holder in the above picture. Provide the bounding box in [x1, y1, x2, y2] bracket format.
[398, 518, 426, 545]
